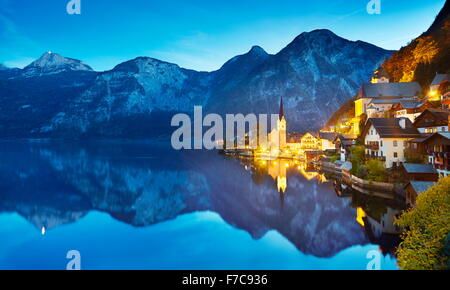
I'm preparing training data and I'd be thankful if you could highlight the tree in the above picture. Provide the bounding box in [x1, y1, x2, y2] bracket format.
[350, 145, 366, 176]
[395, 177, 450, 270]
[366, 159, 387, 182]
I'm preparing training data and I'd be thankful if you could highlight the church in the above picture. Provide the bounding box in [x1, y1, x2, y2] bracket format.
[266, 97, 287, 152]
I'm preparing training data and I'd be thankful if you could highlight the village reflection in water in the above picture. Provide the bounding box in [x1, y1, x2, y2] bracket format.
[0, 140, 402, 268]
[231, 154, 404, 257]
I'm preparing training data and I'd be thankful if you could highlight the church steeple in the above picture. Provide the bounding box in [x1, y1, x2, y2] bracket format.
[279, 97, 285, 120]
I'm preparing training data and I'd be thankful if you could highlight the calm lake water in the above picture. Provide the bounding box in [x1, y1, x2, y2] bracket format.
[0, 140, 399, 270]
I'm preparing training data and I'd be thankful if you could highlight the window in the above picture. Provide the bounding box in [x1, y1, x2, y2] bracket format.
[381, 151, 383, 156]
[394, 152, 398, 158]
[393, 140, 398, 147]
[380, 141, 383, 147]
[442, 127, 447, 132]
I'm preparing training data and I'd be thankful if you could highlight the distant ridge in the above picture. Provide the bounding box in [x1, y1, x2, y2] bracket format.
[0, 30, 393, 138]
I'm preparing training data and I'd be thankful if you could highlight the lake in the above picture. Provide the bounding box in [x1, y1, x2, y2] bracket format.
[0, 140, 399, 270]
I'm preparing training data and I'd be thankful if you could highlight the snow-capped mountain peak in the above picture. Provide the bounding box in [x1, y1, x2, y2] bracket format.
[22, 52, 93, 76]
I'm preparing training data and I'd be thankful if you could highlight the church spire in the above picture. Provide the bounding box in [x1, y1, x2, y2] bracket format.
[279, 97, 285, 120]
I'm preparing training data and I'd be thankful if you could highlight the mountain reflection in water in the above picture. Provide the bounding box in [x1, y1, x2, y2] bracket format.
[0, 140, 400, 269]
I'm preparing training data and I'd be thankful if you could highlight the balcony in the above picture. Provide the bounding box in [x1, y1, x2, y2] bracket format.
[434, 164, 450, 171]
[426, 151, 450, 158]
[365, 154, 386, 162]
[365, 142, 380, 150]
[431, 152, 450, 159]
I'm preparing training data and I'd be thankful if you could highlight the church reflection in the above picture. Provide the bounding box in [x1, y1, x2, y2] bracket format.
[237, 157, 328, 194]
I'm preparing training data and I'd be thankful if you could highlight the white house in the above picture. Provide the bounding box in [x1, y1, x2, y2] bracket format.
[362, 118, 422, 168]
[391, 100, 431, 123]
[366, 98, 416, 118]
[333, 134, 356, 162]
[354, 82, 422, 118]
[319, 132, 338, 151]
[413, 108, 450, 134]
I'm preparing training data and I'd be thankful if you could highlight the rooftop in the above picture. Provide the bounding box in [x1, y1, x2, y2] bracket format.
[431, 74, 450, 86]
[409, 181, 435, 195]
[408, 134, 432, 143]
[398, 100, 426, 109]
[438, 132, 450, 139]
[403, 163, 437, 174]
[319, 132, 338, 141]
[341, 162, 353, 171]
[361, 82, 422, 99]
[364, 118, 421, 138]
[368, 98, 414, 105]
[426, 108, 450, 121]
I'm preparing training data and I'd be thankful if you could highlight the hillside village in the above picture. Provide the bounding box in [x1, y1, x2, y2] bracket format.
[317, 72, 448, 204]
[224, 71, 450, 208]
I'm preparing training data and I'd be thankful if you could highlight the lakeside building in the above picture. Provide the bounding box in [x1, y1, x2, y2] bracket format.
[405, 132, 450, 178]
[286, 133, 302, 151]
[413, 108, 450, 133]
[442, 92, 450, 110]
[391, 100, 432, 122]
[354, 82, 422, 118]
[299, 132, 321, 151]
[429, 73, 450, 102]
[405, 181, 435, 208]
[361, 118, 422, 168]
[333, 134, 357, 162]
[422, 133, 450, 178]
[319, 132, 338, 152]
[400, 163, 439, 182]
[366, 98, 418, 118]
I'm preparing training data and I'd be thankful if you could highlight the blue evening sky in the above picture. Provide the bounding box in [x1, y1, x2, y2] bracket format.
[0, 0, 446, 71]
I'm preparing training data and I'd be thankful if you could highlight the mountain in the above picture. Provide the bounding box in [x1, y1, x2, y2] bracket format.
[211, 45, 271, 93]
[0, 54, 98, 137]
[381, 0, 450, 88]
[207, 29, 393, 132]
[20, 52, 93, 77]
[37, 57, 212, 137]
[0, 30, 393, 138]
